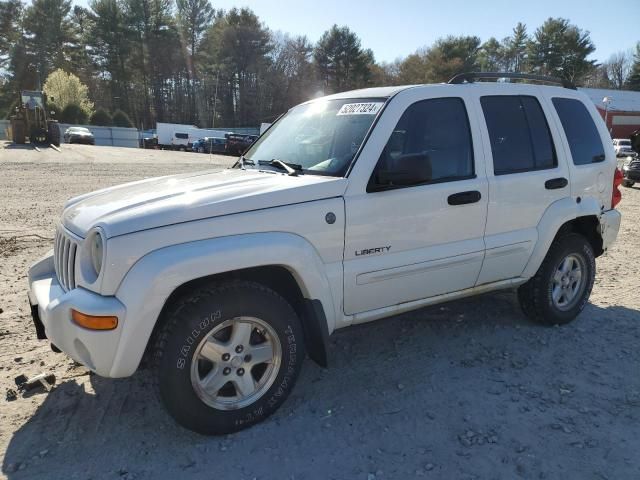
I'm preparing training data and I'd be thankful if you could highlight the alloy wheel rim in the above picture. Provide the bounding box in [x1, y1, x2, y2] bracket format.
[190, 316, 281, 410]
[551, 254, 586, 311]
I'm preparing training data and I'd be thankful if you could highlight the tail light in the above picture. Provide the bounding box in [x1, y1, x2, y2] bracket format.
[612, 168, 623, 209]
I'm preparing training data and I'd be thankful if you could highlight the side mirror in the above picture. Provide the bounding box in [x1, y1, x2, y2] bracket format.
[375, 152, 432, 188]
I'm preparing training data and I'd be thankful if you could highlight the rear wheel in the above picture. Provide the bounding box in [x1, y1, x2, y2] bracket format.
[47, 122, 60, 147]
[153, 281, 305, 435]
[622, 179, 635, 187]
[518, 233, 595, 326]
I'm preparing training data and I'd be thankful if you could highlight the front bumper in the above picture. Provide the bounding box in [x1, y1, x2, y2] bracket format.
[28, 251, 126, 377]
[600, 209, 622, 252]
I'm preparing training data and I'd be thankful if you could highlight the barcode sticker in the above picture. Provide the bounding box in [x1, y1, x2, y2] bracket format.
[337, 102, 384, 116]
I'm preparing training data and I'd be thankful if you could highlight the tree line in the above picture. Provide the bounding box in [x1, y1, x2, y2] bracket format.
[1, 0, 639, 129]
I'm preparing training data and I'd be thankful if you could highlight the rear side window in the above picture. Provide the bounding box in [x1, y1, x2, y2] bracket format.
[552, 98, 605, 165]
[481, 95, 557, 175]
[175, 133, 188, 139]
[369, 97, 474, 190]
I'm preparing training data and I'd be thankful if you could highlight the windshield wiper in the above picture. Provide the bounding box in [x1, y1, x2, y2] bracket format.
[234, 155, 255, 169]
[258, 159, 302, 176]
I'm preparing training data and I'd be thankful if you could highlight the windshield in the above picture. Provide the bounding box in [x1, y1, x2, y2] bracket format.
[21, 91, 43, 109]
[244, 98, 386, 176]
[620, 140, 631, 146]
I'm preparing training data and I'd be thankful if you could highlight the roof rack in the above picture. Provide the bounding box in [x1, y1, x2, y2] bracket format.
[448, 72, 576, 90]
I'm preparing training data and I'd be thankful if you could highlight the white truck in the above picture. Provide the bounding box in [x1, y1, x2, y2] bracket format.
[156, 122, 197, 150]
[28, 73, 622, 435]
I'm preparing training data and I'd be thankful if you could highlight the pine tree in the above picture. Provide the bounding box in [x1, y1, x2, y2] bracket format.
[22, 0, 73, 88]
[526, 17, 596, 84]
[625, 43, 640, 91]
[313, 25, 374, 93]
[503, 22, 528, 72]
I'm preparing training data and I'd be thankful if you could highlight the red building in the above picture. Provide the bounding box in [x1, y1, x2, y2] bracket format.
[580, 88, 640, 139]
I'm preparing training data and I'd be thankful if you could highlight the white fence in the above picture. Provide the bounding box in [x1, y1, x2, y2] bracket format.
[0, 120, 139, 147]
[1, 119, 259, 146]
[56, 123, 139, 148]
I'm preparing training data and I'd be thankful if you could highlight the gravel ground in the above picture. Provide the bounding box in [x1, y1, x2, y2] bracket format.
[0, 143, 639, 480]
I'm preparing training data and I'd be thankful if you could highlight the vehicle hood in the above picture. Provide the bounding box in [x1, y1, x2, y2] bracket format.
[61, 168, 348, 238]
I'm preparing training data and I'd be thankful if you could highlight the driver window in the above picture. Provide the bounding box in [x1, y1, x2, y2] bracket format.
[369, 97, 474, 191]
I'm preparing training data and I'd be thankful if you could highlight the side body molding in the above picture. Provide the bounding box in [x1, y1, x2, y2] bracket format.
[109, 232, 336, 377]
[521, 196, 601, 279]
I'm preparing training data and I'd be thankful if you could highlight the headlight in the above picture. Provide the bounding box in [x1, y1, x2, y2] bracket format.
[89, 229, 104, 277]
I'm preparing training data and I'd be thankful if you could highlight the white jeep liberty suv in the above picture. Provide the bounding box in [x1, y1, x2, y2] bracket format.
[28, 73, 622, 435]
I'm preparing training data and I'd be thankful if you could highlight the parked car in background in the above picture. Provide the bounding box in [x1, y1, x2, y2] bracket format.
[139, 129, 157, 149]
[64, 127, 95, 145]
[620, 153, 640, 187]
[225, 134, 258, 155]
[613, 138, 634, 157]
[192, 137, 226, 154]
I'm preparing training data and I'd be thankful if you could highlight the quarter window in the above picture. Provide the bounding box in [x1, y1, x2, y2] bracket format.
[552, 98, 605, 165]
[369, 97, 474, 191]
[481, 95, 557, 175]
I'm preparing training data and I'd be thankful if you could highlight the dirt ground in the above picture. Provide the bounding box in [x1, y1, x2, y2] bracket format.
[0, 142, 638, 480]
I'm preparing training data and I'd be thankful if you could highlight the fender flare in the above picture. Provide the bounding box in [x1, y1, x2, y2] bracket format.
[108, 232, 336, 377]
[521, 196, 601, 279]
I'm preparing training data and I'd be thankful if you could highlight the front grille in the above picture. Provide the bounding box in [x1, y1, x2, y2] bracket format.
[54, 226, 80, 291]
[629, 160, 640, 171]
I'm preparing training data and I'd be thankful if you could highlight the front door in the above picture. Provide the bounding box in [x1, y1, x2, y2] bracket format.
[343, 91, 489, 316]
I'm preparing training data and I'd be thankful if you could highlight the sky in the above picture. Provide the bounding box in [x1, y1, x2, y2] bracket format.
[78, 0, 640, 64]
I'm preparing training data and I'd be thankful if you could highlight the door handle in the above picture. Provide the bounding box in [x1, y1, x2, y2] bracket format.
[545, 177, 568, 190]
[448, 190, 481, 205]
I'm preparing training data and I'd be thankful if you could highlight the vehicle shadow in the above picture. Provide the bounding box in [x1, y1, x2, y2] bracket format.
[3, 292, 640, 479]
[2, 143, 39, 150]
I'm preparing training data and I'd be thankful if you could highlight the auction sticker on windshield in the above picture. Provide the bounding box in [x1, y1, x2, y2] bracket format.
[337, 102, 384, 116]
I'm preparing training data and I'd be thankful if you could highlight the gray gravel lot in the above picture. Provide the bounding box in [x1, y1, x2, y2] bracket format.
[0, 143, 639, 480]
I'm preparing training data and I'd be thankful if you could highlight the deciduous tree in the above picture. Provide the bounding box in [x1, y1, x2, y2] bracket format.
[43, 68, 94, 117]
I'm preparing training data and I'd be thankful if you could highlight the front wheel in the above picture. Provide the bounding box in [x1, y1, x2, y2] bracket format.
[153, 281, 305, 435]
[518, 233, 595, 326]
[622, 179, 635, 187]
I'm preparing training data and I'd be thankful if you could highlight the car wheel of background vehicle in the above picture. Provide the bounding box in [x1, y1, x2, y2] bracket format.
[153, 280, 305, 435]
[622, 179, 634, 187]
[198, 146, 204, 153]
[518, 233, 595, 326]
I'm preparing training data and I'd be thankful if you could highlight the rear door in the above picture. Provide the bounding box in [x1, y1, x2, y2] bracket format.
[474, 86, 571, 284]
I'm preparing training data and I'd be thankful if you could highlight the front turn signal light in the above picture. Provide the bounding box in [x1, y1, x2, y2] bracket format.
[71, 310, 118, 330]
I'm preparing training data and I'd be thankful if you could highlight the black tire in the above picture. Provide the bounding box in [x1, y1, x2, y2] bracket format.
[518, 233, 595, 326]
[622, 179, 634, 187]
[47, 122, 60, 147]
[153, 280, 305, 435]
[12, 120, 26, 144]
